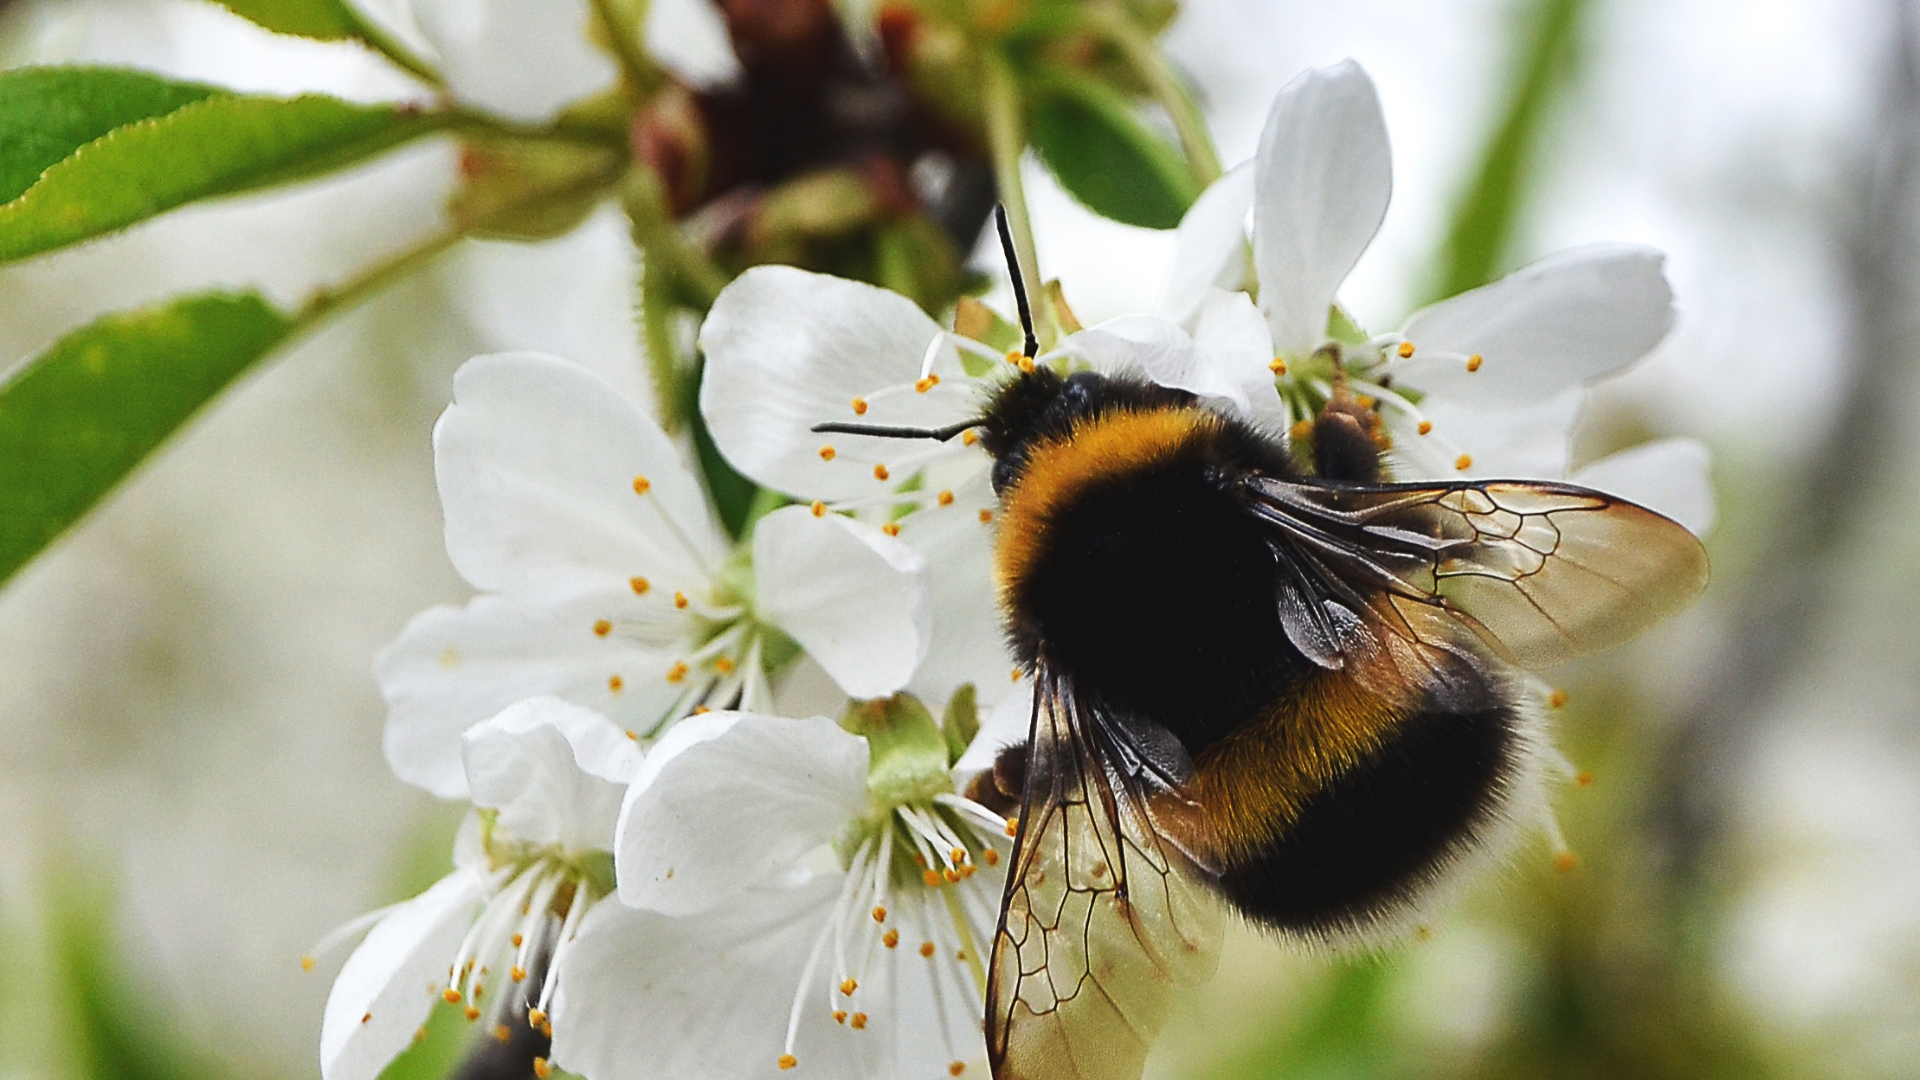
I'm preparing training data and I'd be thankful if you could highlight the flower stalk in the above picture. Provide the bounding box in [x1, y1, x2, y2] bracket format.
[1083, 6, 1223, 186]
[982, 49, 1057, 350]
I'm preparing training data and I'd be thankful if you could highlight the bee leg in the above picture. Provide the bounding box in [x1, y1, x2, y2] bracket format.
[1312, 395, 1385, 484]
[964, 741, 1029, 819]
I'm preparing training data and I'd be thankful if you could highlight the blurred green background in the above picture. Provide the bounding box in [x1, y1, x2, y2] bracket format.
[4, 0, 1920, 1078]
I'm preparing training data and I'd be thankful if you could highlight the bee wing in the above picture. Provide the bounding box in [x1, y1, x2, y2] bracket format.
[1243, 476, 1709, 682]
[987, 674, 1223, 1080]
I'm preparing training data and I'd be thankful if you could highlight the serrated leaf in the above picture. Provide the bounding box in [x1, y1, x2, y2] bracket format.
[0, 94, 446, 264]
[0, 292, 293, 585]
[1028, 74, 1198, 230]
[0, 67, 225, 204]
[210, 0, 361, 39]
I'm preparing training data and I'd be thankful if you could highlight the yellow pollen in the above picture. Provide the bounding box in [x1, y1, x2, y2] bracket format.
[541, 1020, 552, 1038]
[962, 429, 980, 446]
[819, 445, 837, 461]
[632, 476, 651, 495]
[1005, 350, 1023, 365]
[943, 868, 960, 883]
[630, 575, 651, 594]
[872, 905, 887, 922]
[494, 1024, 512, 1042]
[937, 490, 955, 506]
[443, 988, 463, 1004]
[533, 1058, 552, 1079]
[674, 591, 689, 609]
[852, 397, 869, 415]
[950, 847, 967, 863]
[511, 932, 524, 947]
[1454, 454, 1474, 471]
[810, 501, 826, 517]
[1554, 851, 1579, 873]
[882, 522, 901, 536]
[465, 1007, 481, 1022]
[851, 1013, 868, 1029]
[833, 1010, 848, 1024]
[593, 619, 612, 637]
[667, 661, 689, 683]
[1548, 689, 1569, 709]
[873, 464, 891, 481]
[362, 1013, 372, 1025]
[1269, 357, 1287, 375]
[922, 869, 943, 887]
[1005, 817, 1020, 837]
[1018, 356, 1036, 374]
[511, 965, 527, 982]
[1466, 353, 1484, 372]
[1577, 770, 1596, 787]
[300, 955, 316, 972]
[883, 930, 899, 948]
[625, 729, 639, 740]
[694, 705, 712, 714]
[962, 864, 977, 878]
[951, 1063, 967, 1076]
[915, 374, 940, 392]
[1290, 419, 1313, 440]
[978, 509, 993, 523]
[1417, 420, 1433, 435]
[529, 1008, 548, 1027]
[840, 978, 858, 995]
[920, 941, 936, 958]
[608, 675, 624, 692]
[714, 656, 735, 674]
[778, 1055, 798, 1070]
[1397, 341, 1415, 359]
[983, 849, 1000, 866]
[1356, 394, 1375, 408]
[1010, 668, 1023, 682]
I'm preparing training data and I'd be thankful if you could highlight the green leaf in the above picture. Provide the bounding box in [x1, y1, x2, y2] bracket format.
[0, 67, 225, 205]
[0, 93, 447, 264]
[0, 292, 293, 585]
[1028, 73, 1198, 230]
[210, 0, 361, 39]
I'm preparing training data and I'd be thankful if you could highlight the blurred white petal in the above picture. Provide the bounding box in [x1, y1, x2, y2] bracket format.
[1387, 389, 1584, 481]
[1571, 437, 1717, 535]
[408, 0, 618, 123]
[462, 697, 641, 851]
[899, 471, 1010, 709]
[645, 0, 742, 88]
[1061, 315, 1250, 411]
[1158, 161, 1254, 325]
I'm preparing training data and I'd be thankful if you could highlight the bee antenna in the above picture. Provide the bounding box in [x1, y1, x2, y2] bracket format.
[995, 204, 1039, 360]
[811, 418, 984, 442]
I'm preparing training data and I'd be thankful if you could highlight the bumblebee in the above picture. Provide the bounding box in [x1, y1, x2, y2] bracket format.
[816, 215, 1709, 1080]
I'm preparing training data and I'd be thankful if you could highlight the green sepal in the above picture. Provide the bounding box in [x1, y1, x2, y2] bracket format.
[1026, 68, 1199, 230]
[941, 684, 980, 765]
[449, 136, 627, 241]
[843, 693, 952, 809]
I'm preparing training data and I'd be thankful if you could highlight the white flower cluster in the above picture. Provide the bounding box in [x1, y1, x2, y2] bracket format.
[312, 54, 1712, 1080]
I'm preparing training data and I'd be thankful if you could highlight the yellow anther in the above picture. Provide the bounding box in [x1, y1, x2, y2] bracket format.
[852, 397, 869, 415]
[534, 1058, 553, 1078]
[882, 930, 899, 949]
[872, 905, 887, 922]
[850, 1013, 868, 1029]
[667, 661, 689, 683]
[1417, 420, 1433, 435]
[833, 1010, 848, 1024]
[674, 591, 689, 609]
[937, 490, 955, 506]
[1548, 688, 1568, 709]
[608, 675, 624, 692]
[528, 1008, 548, 1027]
[443, 988, 463, 1004]
[464, 1007, 481, 1022]
[1577, 770, 1595, 787]
[882, 522, 901, 536]
[301, 955, 316, 972]
[943, 868, 961, 883]
[694, 705, 711, 715]
[951, 1062, 967, 1076]
[1454, 454, 1473, 471]
[983, 848, 1000, 866]
[511, 965, 527, 982]
[593, 619, 612, 637]
[630, 576, 651, 594]
[978, 509, 994, 523]
[962, 864, 977, 878]
[362, 1012, 372, 1025]
[1017, 356, 1036, 374]
[1010, 668, 1023, 682]
[715, 656, 735, 674]
[1466, 353, 1484, 372]
[1006, 817, 1020, 837]
[778, 1055, 798, 1070]
[840, 978, 858, 995]
[919, 941, 936, 958]
[1397, 341, 1415, 359]
[632, 476, 652, 496]
[1269, 357, 1287, 375]
[962, 429, 980, 446]
[819, 445, 837, 461]
[625, 729, 638, 740]
[1553, 851, 1579, 873]
[494, 1024, 512, 1042]
[810, 501, 826, 517]
[541, 1021, 552, 1037]
[1005, 349, 1023, 366]
[873, 464, 891, 481]
[950, 847, 967, 863]
[915, 374, 940, 392]
[511, 932, 524, 947]
[922, 869, 943, 887]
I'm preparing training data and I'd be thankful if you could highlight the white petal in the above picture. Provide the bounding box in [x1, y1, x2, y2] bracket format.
[899, 471, 1012, 709]
[1060, 316, 1249, 411]
[436, 352, 727, 607]
[645, 0, 742, 88]
[699, 266, 978, 500]
[462, 697, 642, 851]
[1397, 244, 1676, 407]
[1158, 161, 1254, 326]
[376, 595, 684, 799]
[319, 868, 486, 1080]
[1386, 390, 1584, 482]
[953, 681, 1033, 783]
[1190, 288, 1288, 428]
[408, 0, 618, 124]
[1571, 437, 1716, 536]
[1252, 60, 1392, 358]
[615, 713, 868, 916]
[553, 880, 855, 1080]
[754, 505, 931, 700]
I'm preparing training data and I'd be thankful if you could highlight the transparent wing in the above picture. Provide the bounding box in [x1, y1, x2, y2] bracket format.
[986, 673, 1223, 1080]
[1243, 475, 1710, 684]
